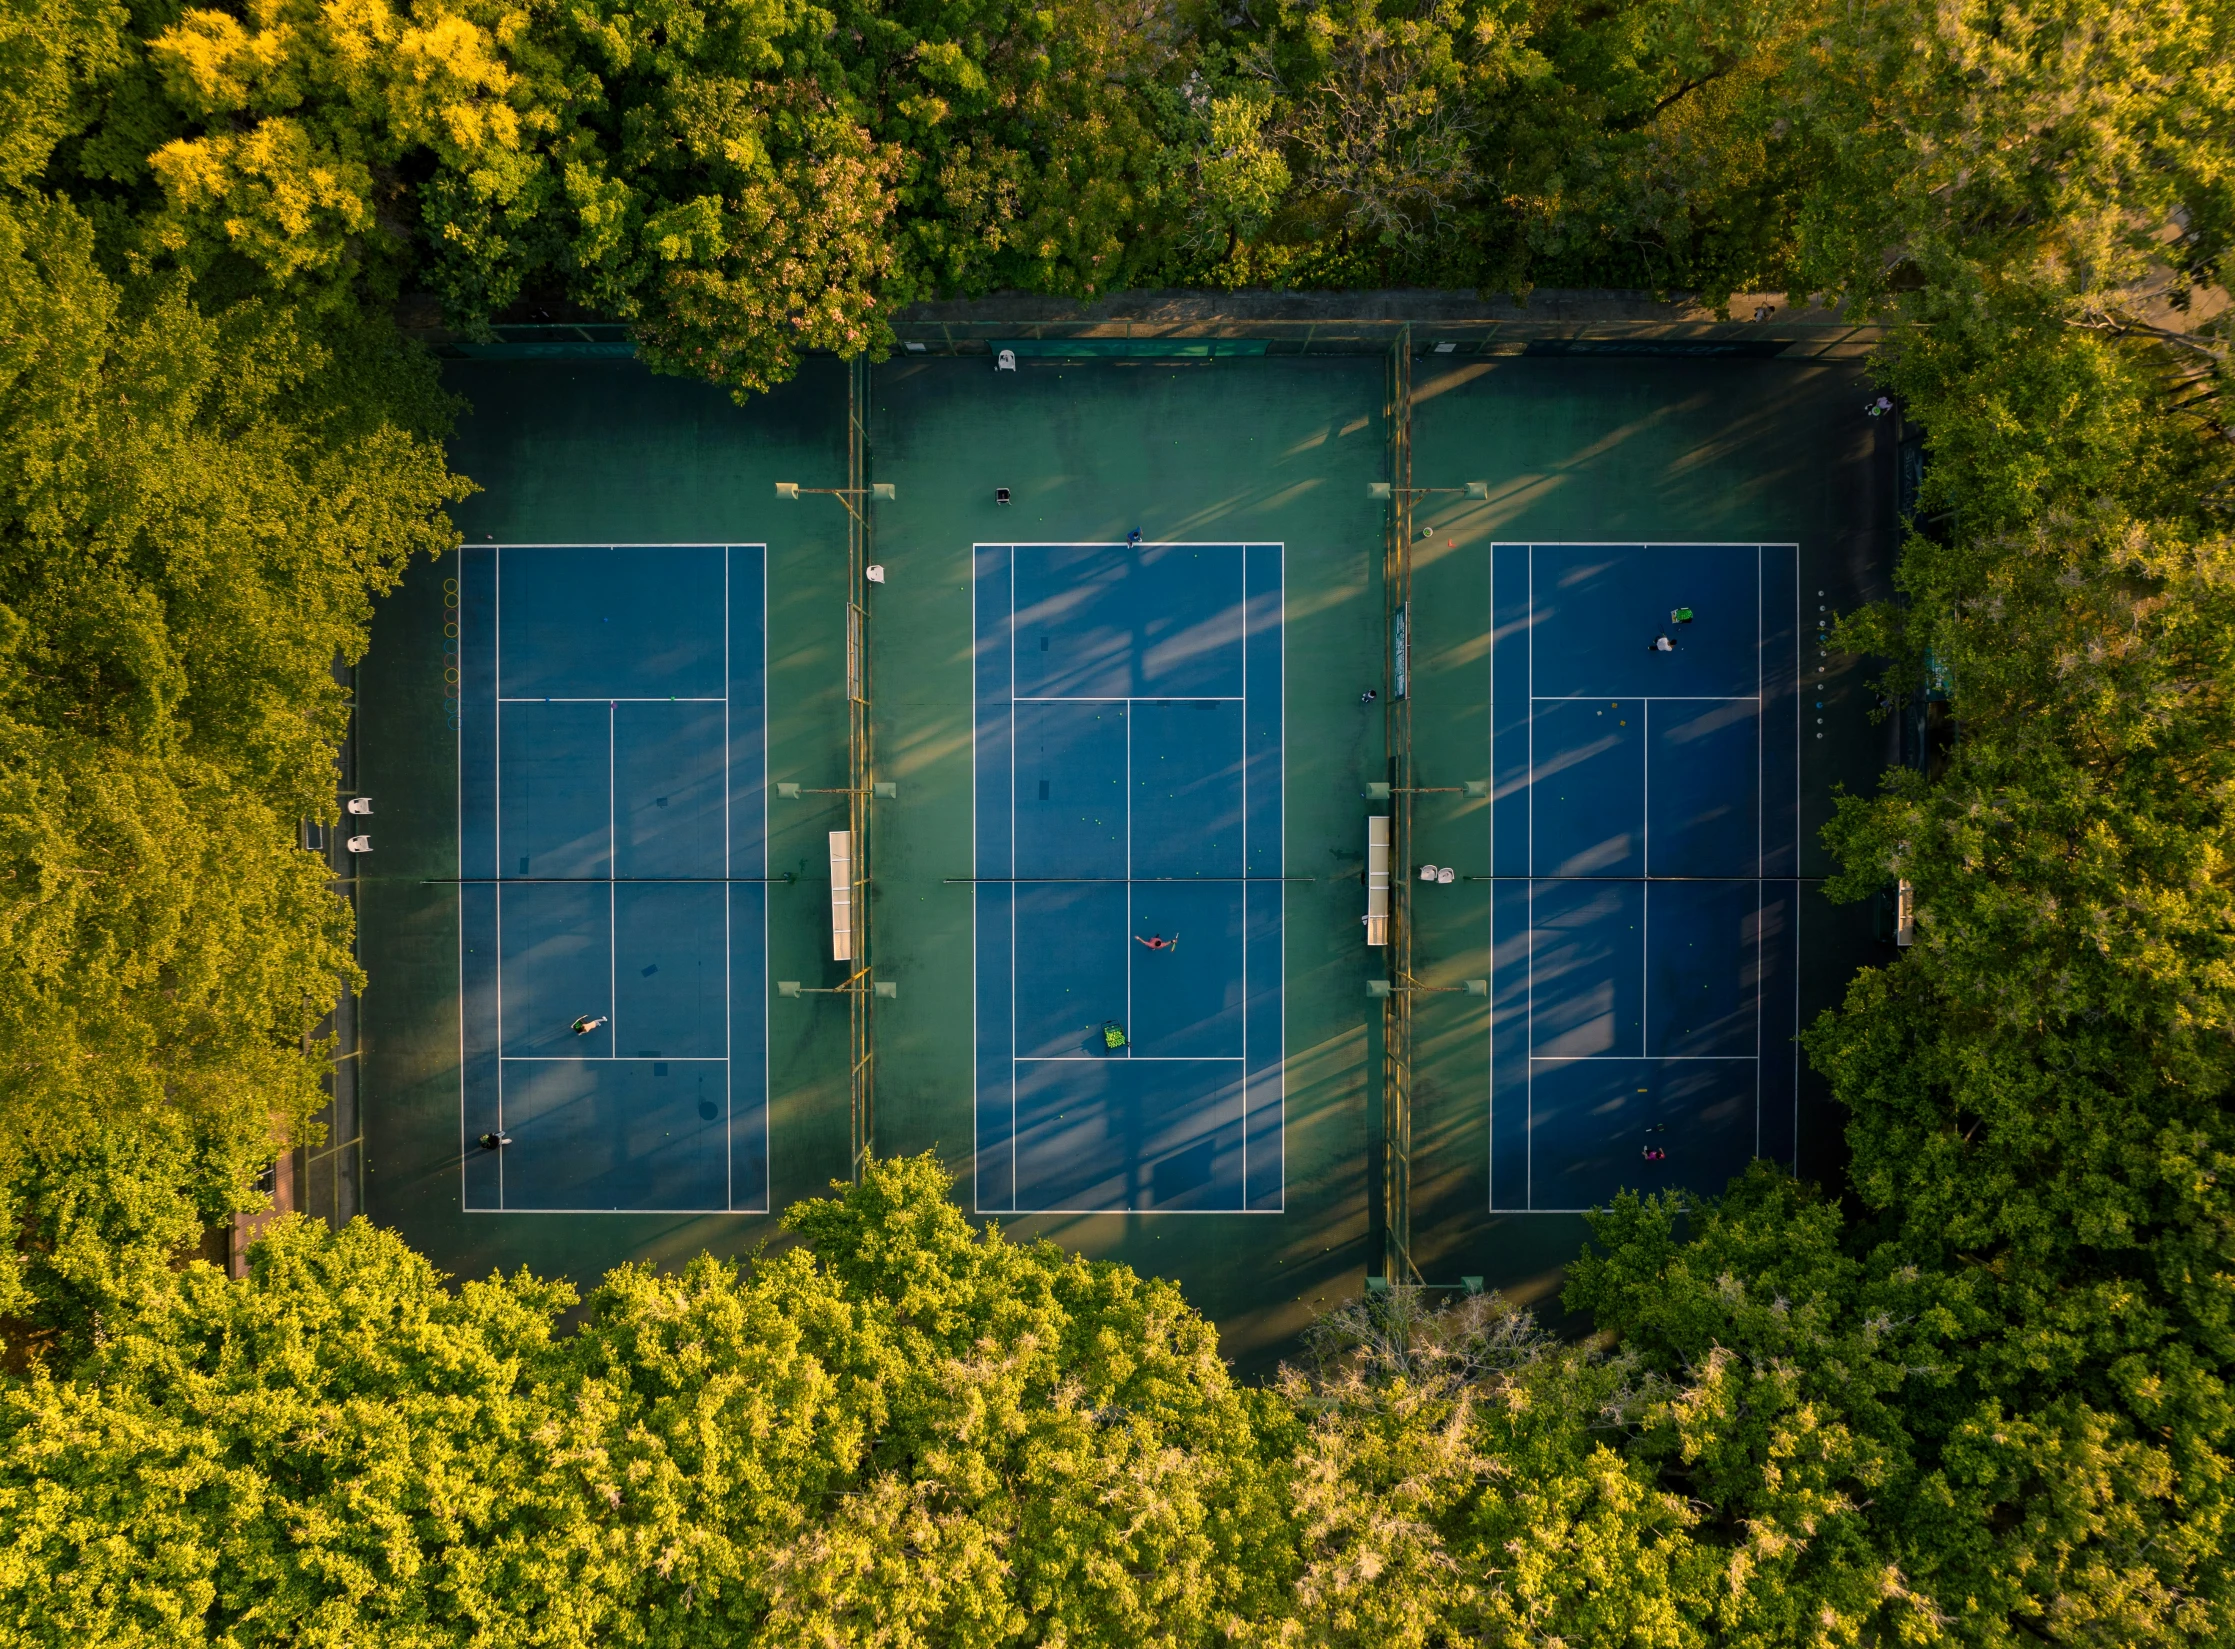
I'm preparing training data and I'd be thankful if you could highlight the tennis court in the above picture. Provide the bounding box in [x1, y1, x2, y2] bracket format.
[972, 542, 1285, 1213]
[456, 543, 768, 1213]
[1486, 542, 1802, 1211]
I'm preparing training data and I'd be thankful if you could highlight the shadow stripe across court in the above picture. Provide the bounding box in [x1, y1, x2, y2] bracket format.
[457, 545, 768, 1214]
[973, 543, 1285, 1214]
[446, 537, 1805, 1221]
[1487, 543, 1802, 1213]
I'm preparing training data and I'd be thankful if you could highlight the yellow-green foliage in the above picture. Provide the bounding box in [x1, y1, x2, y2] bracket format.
[0, 1157, 1296, 1645]
[1562, 5, 2235, 1644]
[5, 1156, 1854, 1646]
[4, 0, 2235, 1639]
[0, 201, 463, 1192]
[0, 12, 467, 1313]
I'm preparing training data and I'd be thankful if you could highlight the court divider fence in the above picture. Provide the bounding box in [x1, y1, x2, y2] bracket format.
[1378, 330, 1419, 1285]
[847, 353, 879, 1182]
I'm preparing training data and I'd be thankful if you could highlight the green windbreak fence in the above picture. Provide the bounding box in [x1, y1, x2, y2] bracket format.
[358, 344, 1894, 1373]
[437, 327, 1279, 362]
[442, 324, 638, 359]
[993, 337, 1271, 359]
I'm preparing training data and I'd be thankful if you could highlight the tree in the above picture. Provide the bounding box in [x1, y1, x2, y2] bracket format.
[1568, 1167, 2235, 1646]
[0, 1, 468, 1314]
[1269, 1283, 1714, 1648]
[0, 1155, 1290, 1645]
[1557, 2, 2235, 1639]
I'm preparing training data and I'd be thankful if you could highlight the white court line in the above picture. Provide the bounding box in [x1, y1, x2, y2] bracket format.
[1495, 542, 1803, 1212]
[756, 548, 771, 1212]
[455, 549, 469, 1207]
[1484, 540, 1494, 1207]
[1275, 542, 1288, 1212]
[969, 547, 984, 1211]
[468, 1207, 751, 1217]
[501, 696, 726, 703]
[503, 1056, 724, 1063]
[723, 548, 732, 1211]
[987, 541, 1283, 1215]
[1015, 695, 1244, 703]
[1533, 694, 1760, 702]
[992, 1208, 1282, 1218]
[1009, 550, 1018, 1207]
[1641, 700, 1649, 1054]
[608, 701, 616, 1062]
[467, 544, 769, 1214]
[1021, 1055, 1246, 1063]
[495, 552, 506, 1207]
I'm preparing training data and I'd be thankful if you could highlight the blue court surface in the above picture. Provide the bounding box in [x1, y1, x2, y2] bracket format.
[974, 544, 1284, 1213]
[456, 545, 767, 1213]
[1489, 544, 1802, 1211]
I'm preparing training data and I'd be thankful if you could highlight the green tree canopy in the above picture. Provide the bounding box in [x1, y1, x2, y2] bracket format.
[1, 1156, 1292, 1644]
[0, 0, 466, 1321]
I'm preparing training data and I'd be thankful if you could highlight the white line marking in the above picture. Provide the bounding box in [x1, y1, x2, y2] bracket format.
[970, 546, 982, 1209]
[1240, 545, 1249, 1200]
[1010, 548, 1019, 1208]
[495, 551, 506, 1207]
[1275, 541, 1288, 1211]
[985, 542, 1283, 1213]
[1527, 1055, 1757, 1062]
[502, 1056, 725, 1063]
[1533, 695, 1761, 702]
[1492, 542, 1799, 1210]
[724, 548, 732, 1210]
[501, 696, 726, 703]
[1015, 696, 1244, 703]
[609, 700, 616, 1066]
[465, 1207, 766, 1216]
[465, 546, 774, 1215]
[961, 1208, 1282, 1218]
[456, 549, 469, 1210]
